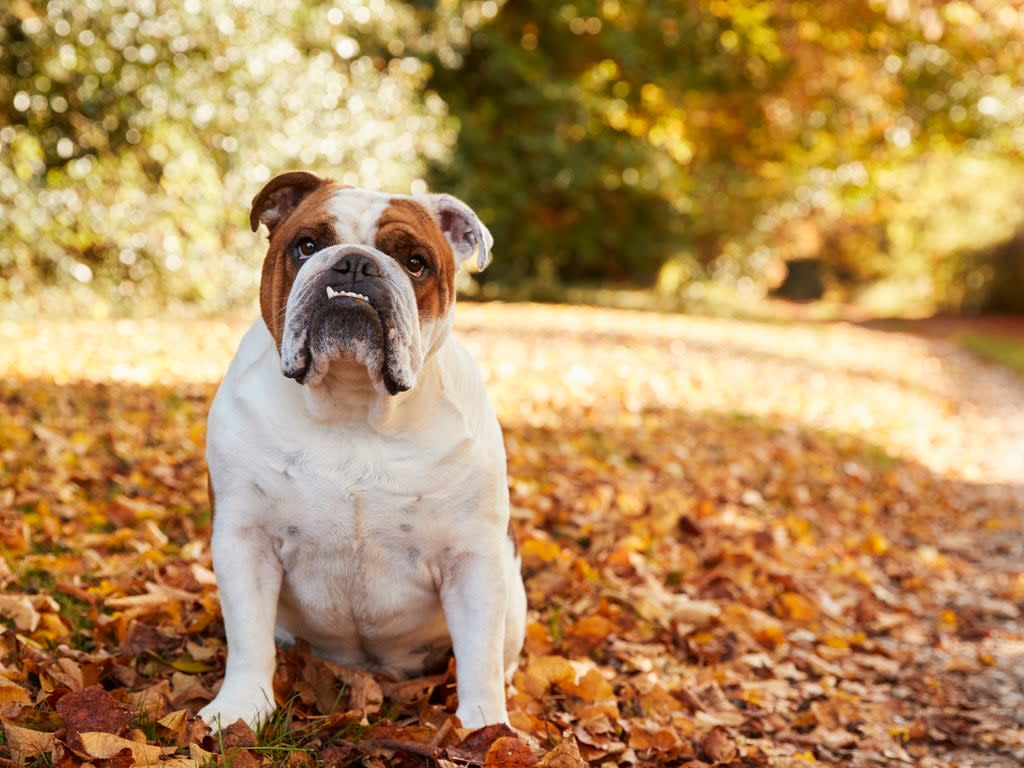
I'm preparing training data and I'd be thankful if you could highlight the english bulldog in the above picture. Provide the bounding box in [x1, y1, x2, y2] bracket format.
[197, 171, 526, 731]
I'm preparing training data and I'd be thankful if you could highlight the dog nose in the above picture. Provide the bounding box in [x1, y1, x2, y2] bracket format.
[331, 253, 380, 278]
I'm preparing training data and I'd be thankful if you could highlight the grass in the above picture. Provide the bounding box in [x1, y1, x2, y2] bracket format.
[955, 332, 1024, 378]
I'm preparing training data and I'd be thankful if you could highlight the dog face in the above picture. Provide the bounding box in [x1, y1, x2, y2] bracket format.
[251, 171, 492, 394]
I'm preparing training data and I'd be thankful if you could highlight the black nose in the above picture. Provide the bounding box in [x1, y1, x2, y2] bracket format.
[331, 253, 380, 278]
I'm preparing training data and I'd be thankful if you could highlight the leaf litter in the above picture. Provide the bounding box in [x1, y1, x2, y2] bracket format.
[0, 305, 1022, 767]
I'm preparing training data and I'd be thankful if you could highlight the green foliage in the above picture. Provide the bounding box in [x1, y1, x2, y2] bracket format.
[426, 0, 1024, 305]
[2, 0, 1024, 312]
[0, 0, 446, 312]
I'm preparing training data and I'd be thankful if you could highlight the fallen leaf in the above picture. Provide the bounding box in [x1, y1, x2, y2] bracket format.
[0, 595, 42, 632]
[2, 721, 56, 759]
[536, 736, 586, 768]
[76, 731, 163, 763]
[219, 719, 258, 748]
[322, 661, 383, 715]
[484, 735, 539, 767]
[699, 726, 737, 763]
[55, 684, 130, 738]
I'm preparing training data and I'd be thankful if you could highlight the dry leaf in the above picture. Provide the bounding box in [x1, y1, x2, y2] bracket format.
[77, 731, 163, 763]
[0, 595, 42, 632]
[484, 735, 539, 767]
[322, 661, 383, 715]
[219, 719, 258, 748]
[0, 676, 31, 706]
[2, 307, 1023, 768]
[56, 684, 131, 738]
[536, 736, 586, 768]
[2, 721, 56, 759]
[699, 727, 737, 763]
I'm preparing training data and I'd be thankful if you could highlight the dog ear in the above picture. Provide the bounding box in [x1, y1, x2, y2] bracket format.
[250, 171, 325, 234]
[429, 194, 494, 271]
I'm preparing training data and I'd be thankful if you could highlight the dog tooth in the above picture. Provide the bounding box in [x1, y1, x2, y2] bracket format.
[325, 287, 369, 302]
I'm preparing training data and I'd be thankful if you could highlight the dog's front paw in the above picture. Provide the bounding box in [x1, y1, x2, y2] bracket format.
[198, 690, 275, 733]
[455, 699, 509, 730]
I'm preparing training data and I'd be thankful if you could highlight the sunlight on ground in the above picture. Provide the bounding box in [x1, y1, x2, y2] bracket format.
[2, 303, 1022, 766]
[2, 304, 1022, 483]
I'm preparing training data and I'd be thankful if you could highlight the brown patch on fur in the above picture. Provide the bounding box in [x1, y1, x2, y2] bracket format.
[256, 180, 341, 349]
[375, 198, 455, 322]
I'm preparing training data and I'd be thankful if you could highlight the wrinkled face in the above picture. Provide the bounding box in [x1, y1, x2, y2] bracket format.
[252, 172, 492, 394]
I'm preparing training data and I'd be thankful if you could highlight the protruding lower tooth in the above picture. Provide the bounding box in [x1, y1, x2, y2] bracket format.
[325, 286, 369, 302]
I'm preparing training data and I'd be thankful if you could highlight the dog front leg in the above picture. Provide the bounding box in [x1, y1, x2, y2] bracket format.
[440, 551, 509, 728]
[198, 519, 282, 731]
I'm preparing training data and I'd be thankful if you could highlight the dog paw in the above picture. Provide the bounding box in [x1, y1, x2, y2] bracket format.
[455, 701, 509, 730]
[198, 693, 275, 733]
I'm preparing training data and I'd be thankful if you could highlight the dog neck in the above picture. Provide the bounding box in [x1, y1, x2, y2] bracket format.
[297, 353, 443, 433]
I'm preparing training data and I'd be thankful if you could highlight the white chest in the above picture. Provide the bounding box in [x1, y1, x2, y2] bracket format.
[205, 322, 507, 676]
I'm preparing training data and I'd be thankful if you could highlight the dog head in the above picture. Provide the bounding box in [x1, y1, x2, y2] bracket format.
[251, 171, 492, 395]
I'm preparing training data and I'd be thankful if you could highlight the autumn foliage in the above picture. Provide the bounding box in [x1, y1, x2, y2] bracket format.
[0, 305, 1022, 766]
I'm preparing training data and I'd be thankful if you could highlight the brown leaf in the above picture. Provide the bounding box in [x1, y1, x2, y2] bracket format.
[119, 620, 184, 657]
[321, 661, 383, 715]
[225, 748, 263, 768]
[55, 685, 130, 739]
[699, 727, 737, 764]
[378, 671, 449, 706]
[219, 718, 258, 748]
[444, 723, 517, 763]
[536, 736, 587, 768]
[169, 671, 213, 706]
[628, 722, 682, 752]
[0, 677, 31, 706]
[317, 743, 361, 766]
[484, 735, 539, 767]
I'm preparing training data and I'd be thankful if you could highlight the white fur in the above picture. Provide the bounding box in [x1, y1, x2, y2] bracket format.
[198, 188, 525, 732]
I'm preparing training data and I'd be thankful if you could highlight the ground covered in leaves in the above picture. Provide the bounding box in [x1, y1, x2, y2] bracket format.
[1, 304, 1022, 768]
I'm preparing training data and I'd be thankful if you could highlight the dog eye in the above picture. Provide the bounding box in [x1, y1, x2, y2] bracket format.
[405, 254, 428, 277]
[294, 237, 318, 259]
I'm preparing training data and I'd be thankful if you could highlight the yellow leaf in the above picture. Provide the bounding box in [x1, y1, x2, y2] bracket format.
[777, 592, 818, 622]
[863, 533, 889, 556]
[561, 668, 614, 701]
[35, 613, 70, 644]
[520, 655, 576, 699]
[520, 539, 562, 565]
[170, 655, 216, 673]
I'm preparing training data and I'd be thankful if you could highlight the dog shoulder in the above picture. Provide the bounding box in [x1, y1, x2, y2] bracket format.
[436, 335, 503, 440]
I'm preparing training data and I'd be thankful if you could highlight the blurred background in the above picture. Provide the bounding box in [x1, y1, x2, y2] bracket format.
[2, 0, 1024, 319]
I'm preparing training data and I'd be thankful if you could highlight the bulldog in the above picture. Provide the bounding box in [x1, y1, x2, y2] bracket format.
[197, 171, 526, 731]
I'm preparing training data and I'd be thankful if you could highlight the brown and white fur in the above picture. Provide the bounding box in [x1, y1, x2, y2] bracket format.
[197, 171, 526, 730]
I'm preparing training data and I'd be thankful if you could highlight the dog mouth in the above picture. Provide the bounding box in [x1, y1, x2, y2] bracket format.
[325, 285, 369, 302]
[283, 278, 412, 395]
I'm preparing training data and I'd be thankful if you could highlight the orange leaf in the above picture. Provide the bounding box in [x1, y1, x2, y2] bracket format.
[484, 735, 539, 767]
